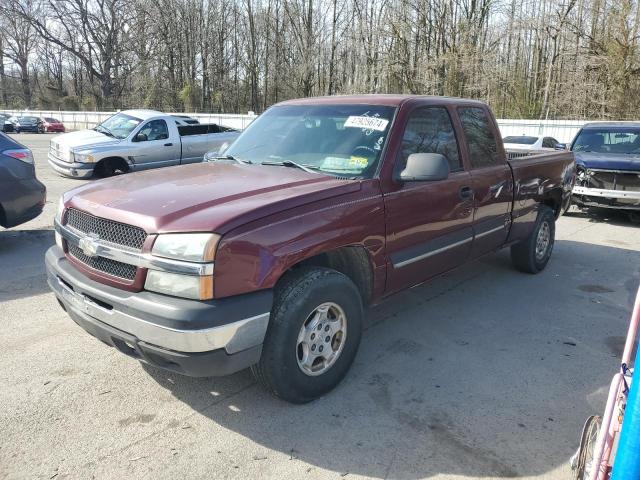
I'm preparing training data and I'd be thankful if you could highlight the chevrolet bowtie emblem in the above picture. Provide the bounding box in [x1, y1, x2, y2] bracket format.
[79, 233, 100, 257]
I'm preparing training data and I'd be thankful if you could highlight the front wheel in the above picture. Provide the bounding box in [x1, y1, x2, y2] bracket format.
[251, 267, 363, 403]
[511, 205, 556, 273]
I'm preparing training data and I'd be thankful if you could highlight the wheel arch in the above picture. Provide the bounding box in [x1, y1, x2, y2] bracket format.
[95, 156, 129, 174]
[541, 187, 563, 218]
[274, 245, 375, 306]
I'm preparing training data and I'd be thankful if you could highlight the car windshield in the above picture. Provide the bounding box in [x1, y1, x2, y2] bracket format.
[503, 136, 538, 145]
[224, 104, 396, 178]
[18, 116, 38, 123]
[573, 128, 640, 154]
[97, 113, 142, 139]
[45, 117, 59, 123]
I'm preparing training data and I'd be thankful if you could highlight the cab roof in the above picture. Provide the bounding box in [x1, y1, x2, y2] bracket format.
[120, 109, 164, 120]
[276, 94, 488, 108]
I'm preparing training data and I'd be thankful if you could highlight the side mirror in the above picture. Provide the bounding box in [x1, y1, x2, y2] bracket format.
[134, 132, 148, 142]
[399, 153, 450, 182]
[555, 143, 567, 150]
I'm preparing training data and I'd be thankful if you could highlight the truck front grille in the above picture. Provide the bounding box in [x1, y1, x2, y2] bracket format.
[63, 208, 147, 281]
[68, 244, 137, 280]
[587, 170, 640, 192]
[49, 141, 68, 162]
[66, 208, 147, 250]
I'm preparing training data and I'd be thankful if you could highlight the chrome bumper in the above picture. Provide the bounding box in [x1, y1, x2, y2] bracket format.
[573, 186, 640, 201]
[46, 246, 271, 354]
[48, 153, 94, 178]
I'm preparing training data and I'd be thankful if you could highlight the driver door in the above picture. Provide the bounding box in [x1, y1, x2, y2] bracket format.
[383, 106, 474, 294]
[131, 119, 180, 170]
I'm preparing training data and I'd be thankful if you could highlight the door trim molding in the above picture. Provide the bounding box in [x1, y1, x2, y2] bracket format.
[391, 227, 473, 268]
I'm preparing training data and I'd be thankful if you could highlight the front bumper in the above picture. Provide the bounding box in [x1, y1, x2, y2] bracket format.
[47, 153, 94, 178]
[46, 246, 273, 376]
[572, 186, 640, 210]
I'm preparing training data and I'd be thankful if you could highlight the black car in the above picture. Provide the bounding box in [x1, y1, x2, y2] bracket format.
[0, 113, 14, 133]
[0, 132, 46, 228]
[12, 116, 44, 133]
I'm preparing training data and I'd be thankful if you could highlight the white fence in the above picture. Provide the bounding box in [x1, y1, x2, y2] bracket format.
[2, 108, 591, 142]
[496, 119, 589, 144]
[0, 109, 257, 131]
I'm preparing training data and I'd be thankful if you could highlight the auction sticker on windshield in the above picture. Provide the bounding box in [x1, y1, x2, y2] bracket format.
[344, 115, 389, 132]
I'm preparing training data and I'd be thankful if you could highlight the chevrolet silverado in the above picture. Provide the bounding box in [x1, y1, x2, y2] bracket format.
[46, 95, 575, 403]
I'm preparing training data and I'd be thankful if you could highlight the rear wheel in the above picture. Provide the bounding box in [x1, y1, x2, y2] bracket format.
[573, 415, 602, 480]
[251, 267, 363, 403]
[511, 205, 555, 273]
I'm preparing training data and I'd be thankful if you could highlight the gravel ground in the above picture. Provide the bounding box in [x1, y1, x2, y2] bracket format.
[1, 133, 639, 479]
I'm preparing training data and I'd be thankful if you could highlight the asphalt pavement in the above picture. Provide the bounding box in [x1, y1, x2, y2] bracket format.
[1, 133, 639, 479]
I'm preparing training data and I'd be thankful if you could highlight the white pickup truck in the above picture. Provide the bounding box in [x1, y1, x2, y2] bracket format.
[48, 109, 240, 178]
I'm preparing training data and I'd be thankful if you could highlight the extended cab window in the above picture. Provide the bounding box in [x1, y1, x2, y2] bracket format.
[458, 107, 499, 168]
[137, 120, 169, 141]
[398, 107, 461, 173]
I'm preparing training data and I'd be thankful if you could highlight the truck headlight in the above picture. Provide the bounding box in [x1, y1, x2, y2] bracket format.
[145, 271, 213, 300]
[151, 233, 219, 262]
[73, 152, 95, 163]
[146, 233, 220, 300]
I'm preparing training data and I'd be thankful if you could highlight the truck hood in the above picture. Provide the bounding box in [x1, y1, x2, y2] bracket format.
[574, 151, 640, 171]
[52, 129, 121, 151]
[64, 163, 362, 234]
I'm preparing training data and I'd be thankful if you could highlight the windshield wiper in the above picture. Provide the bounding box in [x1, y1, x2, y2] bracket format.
[262, 160, 320, 174]
[206, 154, 252, 165]
[94, 125, 115, 138]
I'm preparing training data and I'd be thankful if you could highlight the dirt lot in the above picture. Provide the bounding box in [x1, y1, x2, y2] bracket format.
[1, 133, 639, 479]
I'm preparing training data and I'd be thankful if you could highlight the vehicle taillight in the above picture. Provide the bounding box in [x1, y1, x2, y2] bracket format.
[3, 148, 34, 164]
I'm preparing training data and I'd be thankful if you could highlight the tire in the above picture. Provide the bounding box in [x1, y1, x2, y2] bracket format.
[251, 267, 363, 403]
[94, 160, 115, 178]
[573, 415, 601, 480]
[94, 158, 128, 178]
[511, 205, 555, 274]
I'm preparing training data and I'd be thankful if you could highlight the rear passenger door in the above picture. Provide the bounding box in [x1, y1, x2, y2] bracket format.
[384, 106, 474, 293]
[457, 107, 513, 258]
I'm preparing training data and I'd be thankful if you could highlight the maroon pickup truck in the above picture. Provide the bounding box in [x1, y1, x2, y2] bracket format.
[46, 95, 575, 403]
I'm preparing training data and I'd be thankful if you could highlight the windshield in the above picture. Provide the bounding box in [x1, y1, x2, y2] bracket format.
[503, 136, 537, 145]
[224, 104, 396, 178]
[45, 117, 59, 123]
[573, 128, 640, 154]
[18, 116, 38, 123]
[97, 113, 142, 139]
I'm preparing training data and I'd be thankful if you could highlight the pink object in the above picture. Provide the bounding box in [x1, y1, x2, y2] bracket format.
[589, 285, 640, 480]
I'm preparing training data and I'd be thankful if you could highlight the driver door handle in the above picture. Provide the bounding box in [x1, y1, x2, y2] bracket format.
[164, 142, 173, 146]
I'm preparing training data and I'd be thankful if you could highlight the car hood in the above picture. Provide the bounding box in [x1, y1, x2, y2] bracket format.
[52, 129, 121, 150]
[574, 151, 640, 171]
[64, 163, 361, 234]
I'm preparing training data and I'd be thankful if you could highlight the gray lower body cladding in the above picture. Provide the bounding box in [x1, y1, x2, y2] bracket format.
[45, 246, 273, 376]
